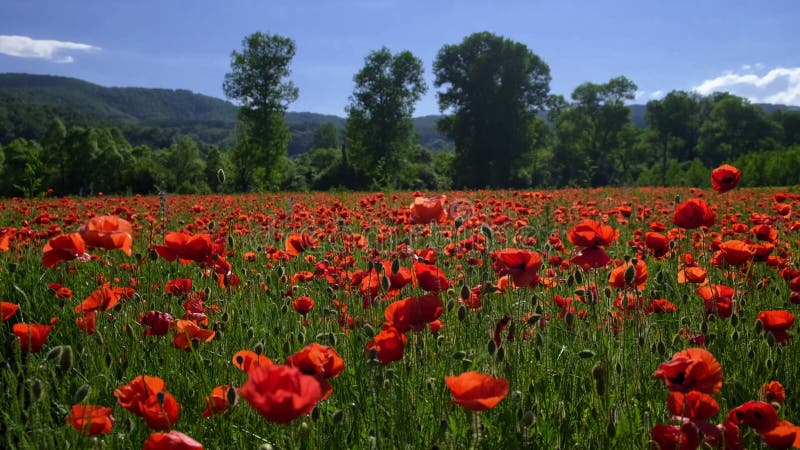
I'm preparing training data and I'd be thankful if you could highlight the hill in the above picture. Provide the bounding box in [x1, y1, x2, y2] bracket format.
[0, 73, 450, 152]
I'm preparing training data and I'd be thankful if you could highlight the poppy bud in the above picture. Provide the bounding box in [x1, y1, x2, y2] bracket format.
[578, 349, 595, 359]
[527, 314, 541, 325]
[380, 274, 391, 292]
[46, 346, 63, 363]
[766, 332, 776, 346]
[730, 313, 739, 327]
[452, 351, 466, 360]
[311, 406, 320, 421]
[73, 384, 91, 404]
[457, 305, 467, 321]
[487, 340, 496, 355]
[496, 346, 505, 362]
[332, 409, 344, 424]
[459, 284, 470, 300]
[461, 358, 473, 369]
[362, 323, 375, 338]
[217, 168, 226, 184]
[747, 349, 755, 360]
[480, 223, 493, 240]
[58, 345, 74, 374]
[259, 444, 274, 450]
[565, 311, 574, 328]
[391, 259, 400, 276]
[731, 330, 739, 341]
[454, 217, 464, 228]
[573, 270, 583, 284]
[227, 386, 238, 406]
[366, 260, 374, 272]
[606, 420, 616, 438]
[247, 327, 255, 339]
[656, 340, 666, 356]
[637, 335, 645, 348]
[624, 264, 636, 285]
[31, 378, 44, 402]
[755, 319, 764, 333]
[297, 332, 305, 344]
[522, 410, 535, 427]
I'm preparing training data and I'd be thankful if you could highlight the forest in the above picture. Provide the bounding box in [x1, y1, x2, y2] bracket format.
[0, 31, 799, 197]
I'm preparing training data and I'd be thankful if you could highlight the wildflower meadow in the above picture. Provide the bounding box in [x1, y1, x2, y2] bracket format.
[2, 164, 800, 449]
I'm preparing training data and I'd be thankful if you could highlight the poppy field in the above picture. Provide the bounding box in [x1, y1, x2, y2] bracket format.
[3, 165, 800, 449]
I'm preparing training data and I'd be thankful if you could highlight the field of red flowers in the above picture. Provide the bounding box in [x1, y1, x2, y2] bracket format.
[2, 165, 800, 449]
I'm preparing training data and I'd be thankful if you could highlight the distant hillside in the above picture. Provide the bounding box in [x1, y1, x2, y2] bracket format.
[0, 73, 450, 152]
[3, 73, 797, 153]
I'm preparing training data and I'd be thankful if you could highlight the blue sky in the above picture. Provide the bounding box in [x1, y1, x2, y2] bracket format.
[1, 0, 798, 116]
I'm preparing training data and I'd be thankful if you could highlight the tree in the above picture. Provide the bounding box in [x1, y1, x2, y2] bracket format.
[1, 138, 43, 197]
[312, 122, 340, 150]
[698, 94, 780, 167]
[645, 90, 700, 185]
[433, 32, 551, 188]
[551, 76, 638, 186]
[223, 32, 298, 190]
[345, 47, 426, 188]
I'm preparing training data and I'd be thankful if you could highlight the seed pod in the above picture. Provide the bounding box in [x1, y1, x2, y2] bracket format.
[457, 305, 467, 321]
[73, 384, 91, 404]
[58, 345, 74, 374]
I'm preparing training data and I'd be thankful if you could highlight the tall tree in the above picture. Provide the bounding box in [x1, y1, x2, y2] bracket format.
[223, 32, 298, 190]
[434, 32, 551, 188]
[345, 47, 426, 188]
[1, 138, 43, 197]
[645, 90, 700, 185]
[551, 76, 638, 186]
[698, 94, 780, 167]
[312, 122, 340, 150]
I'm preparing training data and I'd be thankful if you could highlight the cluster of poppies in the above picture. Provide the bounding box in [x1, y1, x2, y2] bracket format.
[652, 348, 799, 449]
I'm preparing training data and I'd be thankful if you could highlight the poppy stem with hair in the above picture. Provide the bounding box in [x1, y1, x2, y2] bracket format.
[470, 411, 482, 450]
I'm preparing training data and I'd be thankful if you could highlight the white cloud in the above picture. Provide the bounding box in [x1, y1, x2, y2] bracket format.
[634, 90, 665, 102]
[692, 66, 800, 106]
[0, 35, 100, 63]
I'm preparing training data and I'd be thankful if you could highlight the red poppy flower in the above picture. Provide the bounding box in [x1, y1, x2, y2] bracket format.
[154, 232, 215, 264]
[760, 381, 787, 405]
[751, 224, 779, 242]
[666, 391, 719, 420]
[139, 391, 181, 430]
[697, 284, 736, 318]
[678, 265, 708, 284]
[292, 296, 315, 317]
[75, 283, 120, 314]
[570, 246, 611, 269]
[490, 248, 542, 288]
[727, 401, 779, 433]
[286, 342, 345, 400]
[718, 240, 755, 266]
[381, 260, 412, 292]
[444, 371, 509, 411]
[711, 164, 741, 194]
[76, 311, 96, 334]
[42, 233, 89, 268]
[673, 199, 716, 230]
[173, 319, 215, 351]
[114, 375, 167, 416]
[165, 278, 193, 296]
[644, 232, 670, 257]
[653, 348, 723, 394]
[383, 295, 444, 332]
[66, 405, 114, 436]
[202, 385, 236, 418]
[78, 215, 133, 256]
[12, 323, 53, 352]
[757, 310, 795, 344]
[365, 324, 407, 365]
[285, 232, 317, 256]
[651, 422, 701, 450]
[647, 299, 678, 314]
[239, 364, 323, 424]
[413, 261, 450, 293]
[143, 430, 204, 450]
[286, 343, 345, 380]
[140, 311, 175, 337]
[232, 350, 273, 373]
[1, 301, 19, 322]
[608, 259, 648, 290]
[409, 195, 447, 224]
[567, 220, 618, 248]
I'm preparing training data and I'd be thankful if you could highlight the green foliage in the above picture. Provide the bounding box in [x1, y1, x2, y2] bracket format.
[1, 138, 43, 197]
[223, 32, 298, 191]
[434, 31, 551, 188]
[312, 122, 340, 150]
[345, 47, 427, 189]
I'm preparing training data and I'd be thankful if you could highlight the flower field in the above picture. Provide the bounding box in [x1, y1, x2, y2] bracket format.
[2, 168, 800, 449]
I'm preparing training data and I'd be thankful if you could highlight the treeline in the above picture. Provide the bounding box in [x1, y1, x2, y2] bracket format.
[1, 31, 799, 196]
